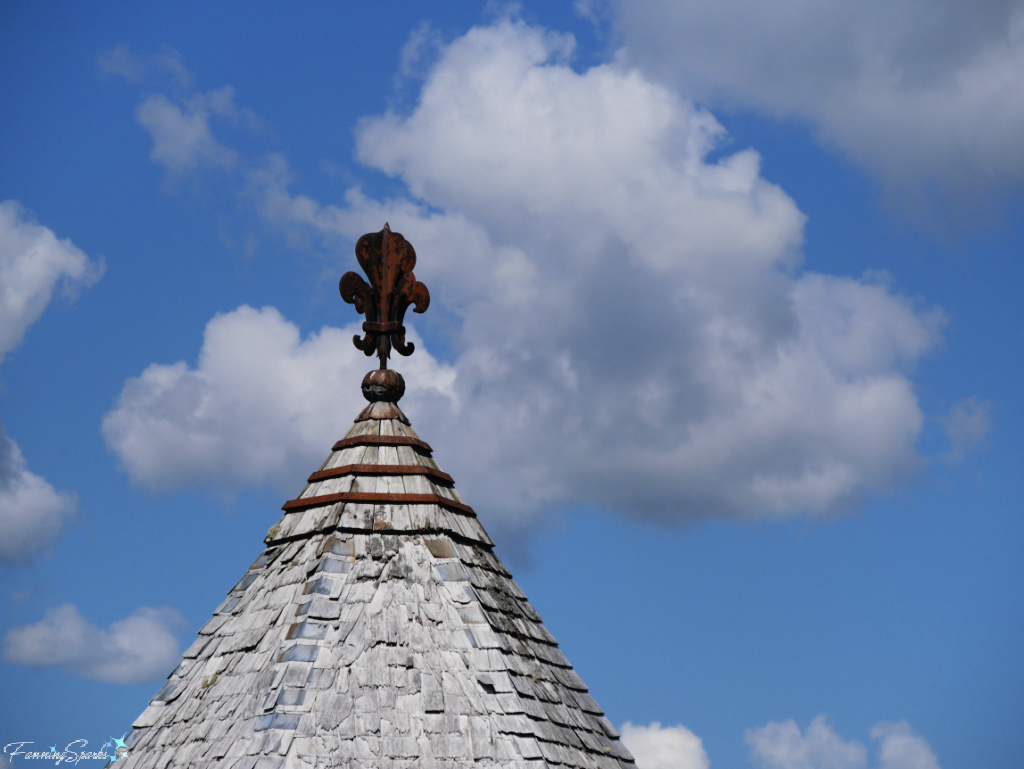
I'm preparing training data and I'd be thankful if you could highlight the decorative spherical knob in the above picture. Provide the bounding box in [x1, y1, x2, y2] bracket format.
[361, 369, 405, 403]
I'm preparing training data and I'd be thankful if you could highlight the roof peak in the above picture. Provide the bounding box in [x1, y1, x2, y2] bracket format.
[120, 370, 636, 769]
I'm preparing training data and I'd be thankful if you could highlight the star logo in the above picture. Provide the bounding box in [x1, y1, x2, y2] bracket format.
[49, 746, 56, 752]
[108, 734, 129, 763]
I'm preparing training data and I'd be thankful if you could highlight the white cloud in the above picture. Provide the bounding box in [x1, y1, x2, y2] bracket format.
[0, 200, 103, 367]
[97, 44, 191, 88]
[746, 715, 941, 769]
[870, 722, 941, 769]
[272, 20, 939, 525]
[621, 722, 710, 769]
[941, 397, 992, 463]
[119, 20, 946, 534]
[398, 21, 445, 81]
[102, 305, 456, 495]
[747, 716, 868, 769]
[602, 0, 1024, 195]
[0, 422, 76, 565]
[356, 20, 802, 268]
[101, 45, 265, 177]
[2, 604, 185, 684]
[135, 89, 240, 173]
[0, 201, 99, 565]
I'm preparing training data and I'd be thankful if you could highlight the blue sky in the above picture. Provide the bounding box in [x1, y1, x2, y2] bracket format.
[1, 3, 1022, 768]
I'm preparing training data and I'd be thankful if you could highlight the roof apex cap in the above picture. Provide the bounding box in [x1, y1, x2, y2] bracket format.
[361, 368, 405, 403]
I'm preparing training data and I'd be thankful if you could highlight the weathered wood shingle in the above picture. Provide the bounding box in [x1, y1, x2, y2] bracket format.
[119, 401, 635, 769]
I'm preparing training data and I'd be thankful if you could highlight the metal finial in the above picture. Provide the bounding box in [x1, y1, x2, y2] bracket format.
[339, 223, 430, 370]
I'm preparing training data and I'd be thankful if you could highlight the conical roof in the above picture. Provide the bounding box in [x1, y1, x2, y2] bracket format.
[120, 400, 636, 769]
[117, 226, 637, 769]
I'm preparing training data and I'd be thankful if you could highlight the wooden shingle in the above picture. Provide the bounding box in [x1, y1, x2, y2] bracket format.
[119, 398, 635, 769]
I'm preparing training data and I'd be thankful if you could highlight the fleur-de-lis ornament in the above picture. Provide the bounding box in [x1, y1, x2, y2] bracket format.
[340, 223, 430, 370]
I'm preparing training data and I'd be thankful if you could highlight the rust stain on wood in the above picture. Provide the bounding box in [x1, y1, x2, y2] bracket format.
[308, 464, 454, 485]
[332, 435, 433, 453]
[281, 491, 476, 517]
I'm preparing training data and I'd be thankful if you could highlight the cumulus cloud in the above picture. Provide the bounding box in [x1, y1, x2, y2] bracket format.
[0, 422, 76, 565]
[355, 21, 802, 267]
[100, 46, 260, 175]
[116, 20, 946, 534]
[0, 200, 103, 367]
[0, 201, 98, 565]
[941, 397, 992, 463]
[870, 722, 941, 769]
[746, 715, 940, 769]
[102, 305, 456, 495]
[621, 722, 710, 769]
[746, 716, 868, 769]
[602, 0, 1024, 196]
[135, 89, 241, 173]
[3, 604, 185, 684]
[260, 20, 939, 525]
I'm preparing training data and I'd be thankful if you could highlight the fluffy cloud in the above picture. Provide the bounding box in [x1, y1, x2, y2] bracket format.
[100, 44, 243, 174]
[135, 89, 240, 173]
[600, 0, 1024, 195]
[356, 21, 802, 267]
[3, 604, 185, 684]
[0, 422, 76, 565]
[0, 201, 99, 565]
[114, 20, 945, 533]
[102, 305, 456, 494]
[746, 715, 940, 769]
[269, 21, 939, 524]
[0, 200, 102, 367]
[870, 723, 941, 769]
[746, 716, 868, 769]
[621, 722, 710, 769]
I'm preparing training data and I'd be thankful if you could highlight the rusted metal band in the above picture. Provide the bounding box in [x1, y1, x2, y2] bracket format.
[307, 464, 453, 485]
[362, 320, 402, 333]
[331, 435, 433, 453]
[282, 491, 475, 517]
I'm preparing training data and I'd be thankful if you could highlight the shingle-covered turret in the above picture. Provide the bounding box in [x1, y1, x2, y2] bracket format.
[118, 225, 636, 769]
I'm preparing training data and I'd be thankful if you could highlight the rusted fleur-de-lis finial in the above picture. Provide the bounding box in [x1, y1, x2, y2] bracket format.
[340, 223, 430, 371]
